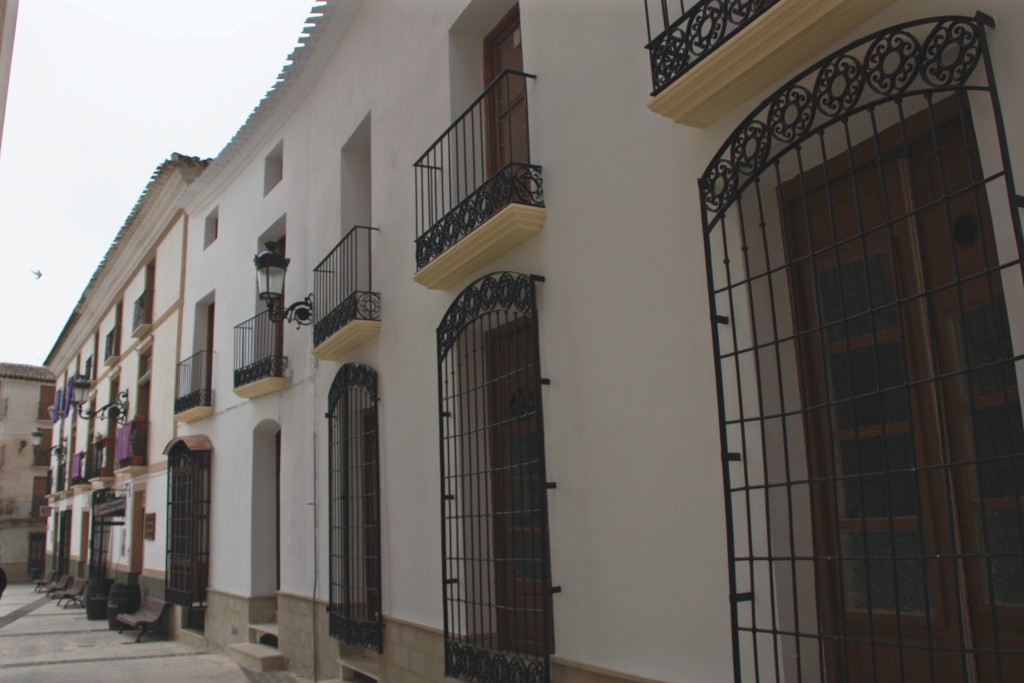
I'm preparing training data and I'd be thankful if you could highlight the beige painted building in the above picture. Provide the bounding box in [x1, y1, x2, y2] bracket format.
[44, 154, 207, 596]
[0, 362, 52, 581]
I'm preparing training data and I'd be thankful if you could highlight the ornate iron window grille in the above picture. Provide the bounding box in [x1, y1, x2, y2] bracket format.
[326, 363, 383, 652]
[174, 350, 213, 413]
[165, 443, 210, 607]
[644, 0, 781, 96]
[437, 272, 555, 683]
[700, 14, 1024, 682]
[414, 70, 543, 271]
[233, 309, 287, 388]
[313, 226, 381, 348]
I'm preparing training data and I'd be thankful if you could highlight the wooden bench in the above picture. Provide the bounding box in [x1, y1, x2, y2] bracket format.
[34, 570, 58, 593]
[55, 578, 88, 608]
[116, 596, 169, 643]
[45, 575, 73, 598]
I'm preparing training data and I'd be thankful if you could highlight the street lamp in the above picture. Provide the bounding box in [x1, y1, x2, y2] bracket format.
[69, 375, 129, 426]
[31, 428, 66, 461]
[254, 241, 313, 326]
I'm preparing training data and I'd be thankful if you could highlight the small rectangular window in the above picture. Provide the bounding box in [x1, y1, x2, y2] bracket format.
[264, 141, 284, 196]
[204, 208, 219, 248]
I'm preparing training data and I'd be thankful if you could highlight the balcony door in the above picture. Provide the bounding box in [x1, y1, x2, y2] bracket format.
[484, 4, 528, 174]
[784, 96, 1024, 682]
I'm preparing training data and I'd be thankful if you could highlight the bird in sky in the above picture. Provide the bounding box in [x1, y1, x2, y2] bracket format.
[30, 270, 42, 279]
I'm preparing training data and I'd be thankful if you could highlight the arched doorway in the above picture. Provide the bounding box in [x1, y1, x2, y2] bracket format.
[701, 15, 1024, 682]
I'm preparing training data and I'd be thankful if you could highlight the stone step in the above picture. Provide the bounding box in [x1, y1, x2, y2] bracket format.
[227, 642, 285, 672]
[338, 655, 380, 681]
[249, 621, 279, 647]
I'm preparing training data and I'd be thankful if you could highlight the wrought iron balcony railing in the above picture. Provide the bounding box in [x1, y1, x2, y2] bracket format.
[313, 226, 381, 348]
[104, 326, 121, 362]
[175, 350, 213, 413]
[233, 310, 287, 388]
[644, 0, 781, 95]
[0, 497, 30, 519]
[414, 70, 543, 271]
[132, 290, 153, 334]
[90, 437, 115, 479]
[115, 418, 147, 468]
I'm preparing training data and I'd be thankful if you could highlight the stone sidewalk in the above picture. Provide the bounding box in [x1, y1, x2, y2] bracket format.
[0, 582, 332, 683]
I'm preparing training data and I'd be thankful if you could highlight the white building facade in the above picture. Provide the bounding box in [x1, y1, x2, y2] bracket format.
[135, 1, 1024, 682]
[44, 154, 207, 602]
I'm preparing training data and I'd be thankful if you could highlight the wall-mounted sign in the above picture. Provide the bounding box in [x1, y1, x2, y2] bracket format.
[144, 512, 156, 541]
[39, 505, 51, 518]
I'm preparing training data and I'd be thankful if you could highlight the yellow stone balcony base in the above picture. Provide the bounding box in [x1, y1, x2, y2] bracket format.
[647, 0, 897, 128]
[313, 320, 382, 362]
[233, 376, 288, 399]
[414, 203, 546, 290]
[175, 405, 214, 424]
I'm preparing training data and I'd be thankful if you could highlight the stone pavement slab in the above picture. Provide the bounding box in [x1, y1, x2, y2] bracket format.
[0, 583, 336, 683]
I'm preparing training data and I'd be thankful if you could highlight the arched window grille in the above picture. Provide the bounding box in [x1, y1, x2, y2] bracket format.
[327, 363, 383, 652]
[700, 14, 1024, 682]
[437, 272, 554, 683]
[165, 443, 210, 607]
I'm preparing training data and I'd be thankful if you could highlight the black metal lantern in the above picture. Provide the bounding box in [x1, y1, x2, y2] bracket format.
[32, 428, 66, 460]
[253, 241, 313, 326]
[255, 241, 289, 303]
[71, 375, 129, 425]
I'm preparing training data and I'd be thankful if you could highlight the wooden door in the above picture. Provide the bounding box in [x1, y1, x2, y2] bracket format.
[783, 94, 1024, 681]
[484, 4, 528, 173]
[487, 317, 551, 656]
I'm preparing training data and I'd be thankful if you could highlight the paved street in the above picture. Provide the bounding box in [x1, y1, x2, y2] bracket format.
[0, 583, 326, 683]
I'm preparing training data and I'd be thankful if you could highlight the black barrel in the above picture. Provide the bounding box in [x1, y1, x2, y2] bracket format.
[84, 578, 113, 620]
[106, 583, 140, 630]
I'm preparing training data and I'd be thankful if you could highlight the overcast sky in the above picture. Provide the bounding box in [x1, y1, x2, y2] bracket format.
[0, 0, 316, 367]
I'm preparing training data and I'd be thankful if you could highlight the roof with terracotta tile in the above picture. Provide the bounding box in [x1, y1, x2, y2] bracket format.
[0, 362, 54, 383]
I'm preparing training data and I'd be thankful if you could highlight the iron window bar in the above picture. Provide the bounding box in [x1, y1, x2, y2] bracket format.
[437, 272, 555, 683]
[326, 363, 383, 652]
[313, 226, 381, 348]
[414, 70, 543, 271]
[699, 14, 1024, 682]
[233, 309, 287, 388]
[644, 0, 782, 96]
[174, 350, 214, 413]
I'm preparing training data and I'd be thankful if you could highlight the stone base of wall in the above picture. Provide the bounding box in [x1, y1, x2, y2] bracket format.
[276, 592, 340, 678]
[204, 589, 278, 652]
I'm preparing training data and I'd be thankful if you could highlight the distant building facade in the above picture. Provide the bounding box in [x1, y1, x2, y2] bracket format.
[0, 362, 52, 581]
[44, 154, 206, 596]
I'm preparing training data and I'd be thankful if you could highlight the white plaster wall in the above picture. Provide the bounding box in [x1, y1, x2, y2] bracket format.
[172, 0, 1024, 680]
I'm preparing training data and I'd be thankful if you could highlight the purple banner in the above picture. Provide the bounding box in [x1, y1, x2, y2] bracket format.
[53, 388, 62, 423]
[71, 452, 83, 481]
[63, 377, 74, 418]
[115, 421, 134, 463]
